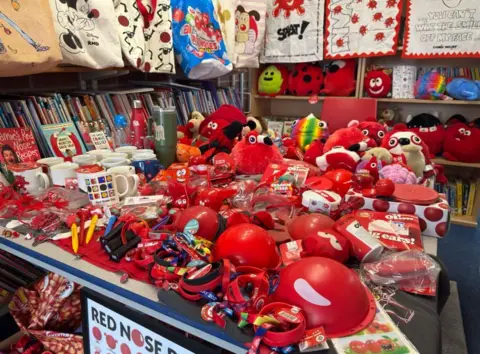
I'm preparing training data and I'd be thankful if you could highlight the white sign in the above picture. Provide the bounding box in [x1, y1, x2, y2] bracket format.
[87, 299, 194, 354]
[324, 0, 402, 58]
[261, 0, 325, 63]
[403, 0, 480, 58]
[89, 132, 110, 150]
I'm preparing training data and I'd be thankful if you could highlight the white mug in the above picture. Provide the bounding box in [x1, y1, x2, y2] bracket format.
[50, 162, 79, 186]
[37, 157, 64, 167]
[73, 154, 97, 166]
[132, 153, 157, 162]
[83, 171, 131, 206]
[8, 163, 50, 195]
[75, 164, 105, 192]
[132, 149, 155, 156]
[107, 166, 139, 198]
[104, 152, 128, 160]
[87, 149, 113, 162]
[115, 146, 138, 158]
[100, 157, 131, 169]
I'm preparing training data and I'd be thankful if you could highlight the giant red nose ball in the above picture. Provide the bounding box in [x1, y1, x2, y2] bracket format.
[271, 257, 376, 337]
[288, 213, 335, 240]
[213, 224, 280, 269]
[173, 206, 221, 241]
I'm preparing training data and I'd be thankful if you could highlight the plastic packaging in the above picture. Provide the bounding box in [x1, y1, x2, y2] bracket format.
[114, 114, 130, 148]
[361, 250, 441, 296]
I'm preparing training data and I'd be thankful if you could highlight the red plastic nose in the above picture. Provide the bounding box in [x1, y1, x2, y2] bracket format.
[240, 24, 247, 31]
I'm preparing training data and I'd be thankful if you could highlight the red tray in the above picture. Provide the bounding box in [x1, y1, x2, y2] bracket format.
[392, 184, 439, 205]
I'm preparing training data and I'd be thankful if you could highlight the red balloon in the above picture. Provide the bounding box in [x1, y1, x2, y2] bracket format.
[213, 224, 280, 269]
[271, 257, 375, 337]
[174, 206, 221, 241]
[288, 214, 335, 240]
[323, 169, 353, 196]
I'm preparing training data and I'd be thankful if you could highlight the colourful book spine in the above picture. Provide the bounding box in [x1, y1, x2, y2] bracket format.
[466, 181, 477, 216]
[462, 180, 469, 215]
[456, 179, 463, 216]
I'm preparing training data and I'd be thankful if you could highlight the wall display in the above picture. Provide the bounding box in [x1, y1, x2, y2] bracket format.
[403, 0, 480, 58]
[115, 0, 175, 73]
[49, 0, 124, 69]
[261, 0, 325, 63]
[324, 0, 403, 59]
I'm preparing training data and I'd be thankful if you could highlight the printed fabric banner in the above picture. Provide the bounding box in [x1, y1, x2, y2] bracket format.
[324, 0, 403, 59]
[403, 0, 480, 58]
[261, 0, 325, 63]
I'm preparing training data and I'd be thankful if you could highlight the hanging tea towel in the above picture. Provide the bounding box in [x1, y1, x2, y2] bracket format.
[213, 0, 235, 62]
[233, 0, 267, 68]
[171, 0, 232, 79]
[115, 0, 175, 73]
[261, 0, 325, 63]
[49, 0, 123, 69]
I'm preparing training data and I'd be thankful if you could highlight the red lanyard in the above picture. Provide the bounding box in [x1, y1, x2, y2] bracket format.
[136, 0, 158, 28]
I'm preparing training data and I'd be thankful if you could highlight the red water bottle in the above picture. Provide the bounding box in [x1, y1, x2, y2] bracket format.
[130, 100, 146, 149]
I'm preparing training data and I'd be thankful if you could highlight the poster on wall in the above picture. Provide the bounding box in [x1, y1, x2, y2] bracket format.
[324, 0, 403, 59]
[403, 0, 480, 58]
[260, 0, 325, 63]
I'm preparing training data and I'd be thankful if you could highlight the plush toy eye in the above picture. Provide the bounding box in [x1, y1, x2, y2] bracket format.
[375, 78, 383, 86]
[176, 170, 182, 177]
[464, 130, 472, 136]
[459, 128, 466, 134]
[412, 135, 422, 145]
[419, 127, 428, 132]
[369, 78, 376, 87]
[362, 129, 369, 136]
[429, 126, 437, 132]
[208, 122, 213, 128]
[370, 162, 377, 168]
[377, 131, 385, 138]
[248, 135, 257, 144]
[292, 119, 299, 126]
[388, 137, 398, 147]
[318, 121, 327, 128]
[211, 123, 218, 129]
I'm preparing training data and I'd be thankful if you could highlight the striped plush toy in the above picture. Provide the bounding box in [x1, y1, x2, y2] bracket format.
[290, 113, 329, 151]
[414, 70, 449, 100]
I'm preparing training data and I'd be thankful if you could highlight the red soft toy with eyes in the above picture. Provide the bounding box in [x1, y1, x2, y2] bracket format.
[348, 117, 386, 146]
[443, 122, 480, 163]
[301, 229, 350, 263]
[199, 105, 247, 140]
[364, 69, 392, 98]
[320, 60, 356, 97]
[288, 63, 324, 96]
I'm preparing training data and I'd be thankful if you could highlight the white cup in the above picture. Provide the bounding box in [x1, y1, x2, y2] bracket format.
[83, 171, 131, 206]
[104, 152, 128, 160]
[132, 153, 157, 162]
[73, 154, 98, 166]
[87, 149, 113, 162]
[37, 157, 64, 167]
[100, 157, 131, 169]
[50, 162, 79, 186]
[75, 165, 105, 192]
[132, 149, 155, 156]
[107, 166, 139, 198]
[8, 163, 50, 195]
[115, 146, 138, 158]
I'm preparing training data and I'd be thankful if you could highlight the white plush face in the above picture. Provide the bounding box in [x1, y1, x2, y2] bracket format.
[386, 131, 422, 155]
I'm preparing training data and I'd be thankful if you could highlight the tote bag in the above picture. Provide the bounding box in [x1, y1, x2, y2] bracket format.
[115, 0, 175, 73]
[213, 0, 235, 62]
[49, 0, 123, 69]
[0, 0, 62, 77]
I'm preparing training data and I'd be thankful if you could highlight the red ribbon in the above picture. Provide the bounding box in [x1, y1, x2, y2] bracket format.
[136, 0, 158, 28]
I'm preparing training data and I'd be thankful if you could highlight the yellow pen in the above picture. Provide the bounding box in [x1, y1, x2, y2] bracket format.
[71, 224, 79, 254]
[85, 214, 98, 245]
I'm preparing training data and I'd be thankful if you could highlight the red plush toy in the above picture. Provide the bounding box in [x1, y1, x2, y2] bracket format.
[288, 63, 324, 96]
[199, 105, 247, 140]
[348, 117, 386, 146]
[406, 114, 445, 158]
[303, 139, 324, 165]
[320, 60, 356, 97]
[364, 69, 392, 98]
[323, 127, 367, 153]
[231, 131, 283, 175]
[443, 122, 480, 163]
[316, 146, 360, 172]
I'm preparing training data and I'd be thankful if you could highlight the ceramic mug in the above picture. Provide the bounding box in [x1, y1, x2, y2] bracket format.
[83, 171, 131, 206]
[8, 162, 50, 195]
[37, 157, 64, 167]
[104, 152, 128, 160]
[100, 157, 131, 169]
[107, 166, 139, 198]
[132, 149, 155, 156]
[87, 149, 113, 162]
[132, 159, 163, 182]
[50, 162, 79, 186]
[73, 154, 97, 166]
[132, 152, 157, 162]
[76, 164, 105, 192]
[115, 146, 138, 158]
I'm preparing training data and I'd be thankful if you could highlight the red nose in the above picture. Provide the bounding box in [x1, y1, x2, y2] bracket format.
[454, 131, 464, 140]
[240, 24, 247, 31]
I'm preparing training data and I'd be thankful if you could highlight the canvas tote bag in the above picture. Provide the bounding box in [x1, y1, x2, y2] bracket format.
[49, 0, 123, 69]
[0, 0, 62, 77]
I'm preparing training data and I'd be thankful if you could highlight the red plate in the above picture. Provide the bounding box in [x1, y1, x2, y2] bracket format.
[304, 176, 334, 192]
[392, 184, 439, 205]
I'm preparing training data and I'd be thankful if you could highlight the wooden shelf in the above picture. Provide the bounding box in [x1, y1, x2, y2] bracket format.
[433, 158, 480, 169]
[451, 214, 478, 227]
[38, 65, 132, 74]
[254, 95, 357, 101]
[374, 98, 480, 105]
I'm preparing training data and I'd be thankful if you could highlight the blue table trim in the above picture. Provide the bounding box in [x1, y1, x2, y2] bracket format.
[0, 237, 245, 351]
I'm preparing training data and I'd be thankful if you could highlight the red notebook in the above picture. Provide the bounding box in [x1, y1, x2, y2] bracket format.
[321, 98, 377, 133]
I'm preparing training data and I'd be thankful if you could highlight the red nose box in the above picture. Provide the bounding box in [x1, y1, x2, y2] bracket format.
[345, 188, 450, 238]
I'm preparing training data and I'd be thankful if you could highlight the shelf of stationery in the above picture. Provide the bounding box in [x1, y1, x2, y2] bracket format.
[451, 215, 478, 227]
[433, 158, 480, 169]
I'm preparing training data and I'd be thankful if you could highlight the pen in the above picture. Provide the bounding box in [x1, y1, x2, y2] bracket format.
[86, 215, 98, 245]
[71, 224, 79, 253]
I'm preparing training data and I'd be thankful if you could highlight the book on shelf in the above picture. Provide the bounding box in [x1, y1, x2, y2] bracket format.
[439, 179, 478, 217]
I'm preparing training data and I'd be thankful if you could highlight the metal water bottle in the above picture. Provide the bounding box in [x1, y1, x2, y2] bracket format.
[150, 106, 177, 168]
[130, 100, 146, 149]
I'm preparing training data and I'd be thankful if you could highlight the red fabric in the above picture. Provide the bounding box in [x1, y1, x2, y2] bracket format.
[54, 232, 150, 283]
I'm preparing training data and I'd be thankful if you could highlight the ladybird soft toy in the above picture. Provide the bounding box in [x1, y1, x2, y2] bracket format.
[258, 64, 289, 97]
[320, 60, 356, 97]
[288, 63, 324, 96]
[348, 117, 386, 146]
[364, 69, 392, 98]
[406, 113, 445, 157]
[443, 122, 480, 163]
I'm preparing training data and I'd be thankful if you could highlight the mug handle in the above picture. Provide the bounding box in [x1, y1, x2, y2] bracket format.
[36, 172, 50, 191]
[114, 175, 130, 198]
[129, 174, 140, 194]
